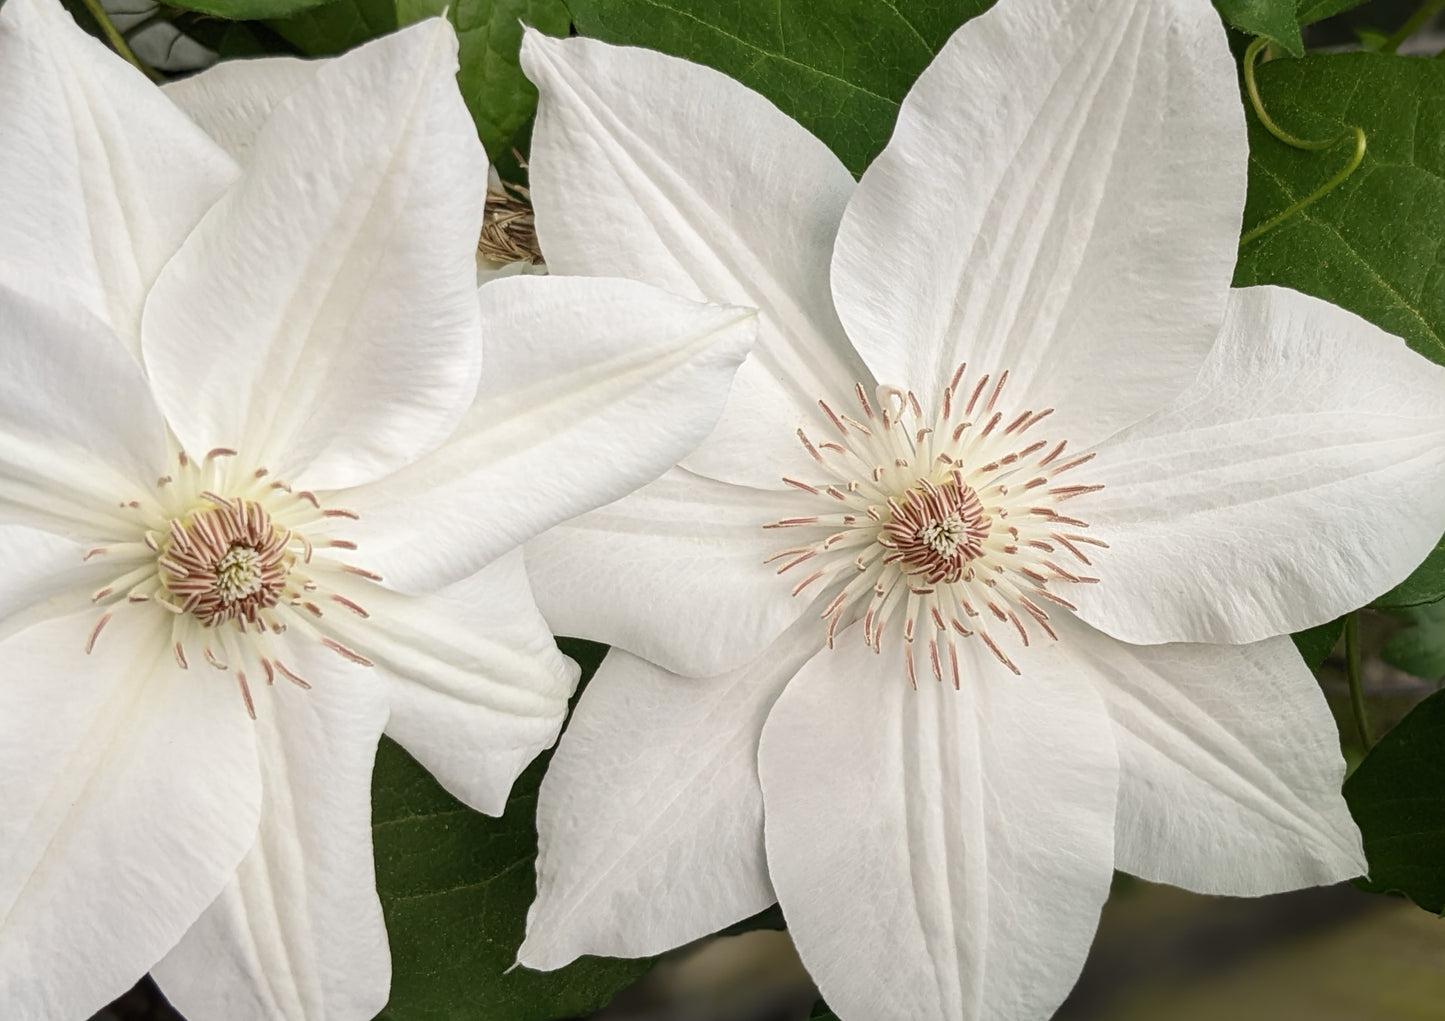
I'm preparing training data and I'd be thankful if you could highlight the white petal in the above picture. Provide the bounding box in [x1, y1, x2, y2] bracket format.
[759, 635, 1117, 1021]
[163, 55, 319, 164]
[142, 18, 488, 491]
[1047, 614, 1365, 893]
[526, 467, 808, 677]
[1074, 285, 1445, 645]
[153, 643, 391, 1021]
[0, 284, 166, 538]
[0, 609, 260, 1019]
[521, 621, 822, 970]
[339, 275, 756, 594]
[0, 0, 236, 357]
[831, 0, 1245, 445]
[312, 552, 575, 816]
[0, 527, 120, 643]
[522, 30, 867, 488]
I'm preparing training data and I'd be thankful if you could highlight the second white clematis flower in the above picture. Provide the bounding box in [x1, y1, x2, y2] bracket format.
[0, 1, 754, 1018]
[516, 1, 1445, 1019]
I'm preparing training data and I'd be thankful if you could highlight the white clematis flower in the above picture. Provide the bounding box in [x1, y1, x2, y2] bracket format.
[0, 2, 755, 1018]
[516, 1, 1445, 1018]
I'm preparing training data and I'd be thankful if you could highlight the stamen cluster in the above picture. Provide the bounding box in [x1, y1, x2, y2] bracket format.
[85, 448, 380, 717]
[766, 364, 1108, 687]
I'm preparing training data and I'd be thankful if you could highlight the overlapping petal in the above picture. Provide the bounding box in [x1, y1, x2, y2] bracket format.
[0, 0, 236, 357]
[525, 468, 807, 677]
[318, 551, 577, 816]
[1073, 285, 1445, 646]
[142, 18, 487, 491]
[522, 622, 821, 970]
[522, 30, 867, 488]
[1042, 614, 1365, 894]
[0, 610, 260, 1019]
[759, 636, 1118, 1021]
[153, 646, 390, 1021]
[0, 527, 122, 644]
[0, 283, 166, 538]
[831, 0, 1245, 446]
[339, 275, 756, 594]
[163, 55, 319, 164]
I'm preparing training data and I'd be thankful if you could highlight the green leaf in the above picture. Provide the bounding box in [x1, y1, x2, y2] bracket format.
[394, 0, 570, 160]
[372, 639, 651, 1020]
[170, 0, 330, 24]
[1344, 687, 1445, 912]
[1375, 537, 1445, 609]
[270, 0, 397, 56]
[1215, 0, 1304, 55]
[1296, 0, 1371, 26]
[1382, 601, 1445, 680]
[1292, 615, 1344, 671]
[566, 0, 996, 176]
[810, 1002, 840, 1021]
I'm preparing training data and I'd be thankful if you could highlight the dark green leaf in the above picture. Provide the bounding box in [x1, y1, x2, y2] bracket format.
[567, 0, 996, 176]
[1216, 0, 1304, 55]
[1375, 537, 1445, 609]
[1382, 601, 1445, 679]
[372, 638, 650, 1021]
[396, 0, 569, 159]
[1292, 616, 1344, 670]
[169, 0, 329, 24]
[270, 0, 397, 56]
[1296, 0, 1371, 26]
[1344, 687, 1445, 912]
[810, 1002, 839, 1020]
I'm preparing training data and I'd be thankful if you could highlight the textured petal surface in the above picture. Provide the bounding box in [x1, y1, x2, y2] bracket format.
[760, 636, 1117, 1021]
[163, 55, 319, 164]
[0, 528, 121, 644]
[521, 621, 822, 970]
[0, 609, 260, 1019]
[340, 275, 756, 594]
[0, 0, 236, 356]
[153, 643, 390, 1021]
[1074, 285, 1445, 645]
[831, 0, 1245, 445]
[0, 284, 165, 539]
[322, 551, 577, 816]
[1048, 614, 1365, 894]
[143, 18, 487, 490]
[522, 31, 866, 488]
[526, 467, 807, 677]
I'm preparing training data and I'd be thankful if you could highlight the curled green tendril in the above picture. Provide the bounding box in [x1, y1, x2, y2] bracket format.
[1239, 36, 1366, 248]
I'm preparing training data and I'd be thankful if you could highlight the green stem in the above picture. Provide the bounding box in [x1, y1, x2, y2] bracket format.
[77, 0, 162, 82]
[1239, 37, 1367, 247]
[1346, 612, 1372, 752]
[1383, 0, 1445, 54]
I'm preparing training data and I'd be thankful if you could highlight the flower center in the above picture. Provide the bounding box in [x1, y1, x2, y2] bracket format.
[765, 363, 1108, 687]
[84, 448, 379, 718]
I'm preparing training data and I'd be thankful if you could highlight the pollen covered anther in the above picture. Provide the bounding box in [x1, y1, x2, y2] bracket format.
[82, 452, 381, 718]
[765, 363, 1108, 686]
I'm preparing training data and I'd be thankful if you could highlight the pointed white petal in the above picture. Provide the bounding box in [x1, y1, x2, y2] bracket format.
[526, 467, 808, 677]
[759, 635, 1117, 1021]
[0, 609, 260, 1019]
[521, 622, 822, 970]
[1074, 285, 1445, 645]
[311, 551, 575, 816]
[143, 19, 488, 491]
[153, 644, 391, 1021]
[339, 276, 756, 594]
[522, 30, 866, 488]
[1045, 614, 1365, 892]
[831, 0, 1245, 445]
[163, 55, 319, 164]
[0, 0, 237, 357]
[0, 284, 166, 538]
